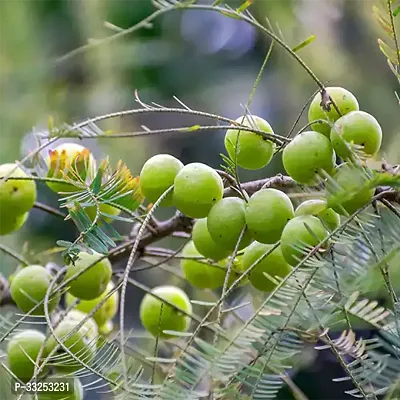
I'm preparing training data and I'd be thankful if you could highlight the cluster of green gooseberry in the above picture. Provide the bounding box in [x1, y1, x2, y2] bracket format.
[137, 87, 383, 338]
[1, 87, 383, 346]
[6, 250, 118, 399]
[0, 144, 124, 397]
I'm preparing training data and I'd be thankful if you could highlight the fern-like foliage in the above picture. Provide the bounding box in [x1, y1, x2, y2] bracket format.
[373, 0, 400, 83]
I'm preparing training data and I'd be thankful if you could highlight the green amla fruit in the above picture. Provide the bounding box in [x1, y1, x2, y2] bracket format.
[7, 330, 48, 383]
[64, 250, 112, 300]
[38, 377, 83, 400]
[308, 87, 359, 137]
[46, 143, 96, 193]
[46, 310, 98, 372]
[65, 281, 119, 327]
[181, 241, 226, 289]
[243, 242, 291, 292]
[0, 212, 28, 236]
[224, 115, 276, 170]
[282, 131, 336, 185]
[139, 285, 192, 338]
[140, 154, 184, 206]
[225, 254, 249, 288]
[98, 320, 114, 336]
[84, 203, 121, 224]
[281, 215, 329, 266]
[10, 265, 60, 315]
[0, 163, 37, 215]
[192, 218, 231, 261]
[330, 111, 383, 159]
[207, 197, 252, 251]
[181, 242, 246, 289]
[245, 189, 294, 244]
[326, 163, 375, 215]
[295, 199, 340, 231]
[173, 163, 224, 218]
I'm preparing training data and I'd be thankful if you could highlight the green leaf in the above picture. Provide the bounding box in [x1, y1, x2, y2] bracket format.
[56, 240, 73, 248]
[237, 0, 253, 14]
[378, 39, 399, 65]
[292, 35, 316, 53]
[187, 124, 201, 132]
[393, 5, 400, 17]
[90, 159, 107, 194]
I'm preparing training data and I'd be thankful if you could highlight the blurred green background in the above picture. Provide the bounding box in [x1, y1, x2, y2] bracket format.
[0, 0, 399, 399]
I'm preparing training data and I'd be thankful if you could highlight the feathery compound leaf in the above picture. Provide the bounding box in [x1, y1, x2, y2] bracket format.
[67, 202, 118, 254]
[373, 0, 400, 82]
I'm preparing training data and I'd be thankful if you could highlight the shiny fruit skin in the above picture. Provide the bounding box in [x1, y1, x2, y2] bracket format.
[282, 131, 336, 185]
[243, 242, 291, 292]
[64, 251, 112, 300]
[245, 189, 294, 244]
[181, 241, 226, 289]
[207, 197, 253, 251]
[7, 330, 48, 382]
[98, 320, 114, 335]
[326, 163, 375, 215]
[46, 310, 97, 372]
[308, 87, 359, 137]
[46, 143, 96, 193]
[38, 377, 83, 400]
[225, 254, 249, 288]
[0, 212, 28, 236]
[295, 199, 340, 231]
[140, 154, 184, 206]
[10, 265, 60, 315]
[192, 218, 231, 261]
[139, 285, 192, 338]
[0, 163, 37, 215]
[330, 111, 382, 159]
[84, 203, 121, 224]
[173, 163, 224, 218]
[65, 281, 119, 327]
[281, 215, 329, 266]
[224, 115, 276, 170]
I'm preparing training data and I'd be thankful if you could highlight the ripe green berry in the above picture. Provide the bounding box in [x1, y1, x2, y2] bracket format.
[295, 199, 340, 231]
[282, 131, 336, 185]
[10, 265, 60, 315]
[0, 163, 37, 215]
[207, 197, 252, 251]
[226, 254, 249, 288]
[46, 143, 96, 193]
[139, 285, 192, 338]
[326, 163, 375, 215]
[7, 330, 48, 382]
[140, 154, 184, 206]
[280, 215, 329, 266]
[38, 377, 83, 400]
[308, 87, 359, 137]
[64, 251, 112, 300]
[330, 111, 383, 159]
[85, 203, 121, 224]
[192, 218, 231, 261]
[98, 320, 114, 336]
[173, 163, 224, 218]
[0, 212, 28, 236]
[65, 281, 119, 327]
[46, 310, 98, 372]
[243, 242, 291, 292]
[224, 115, 276, 170]
[181, 241, 227, 289]
[245, 189, 294, 244]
